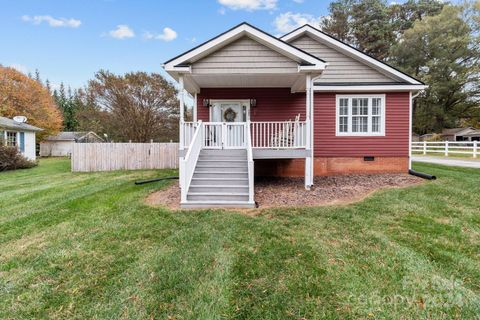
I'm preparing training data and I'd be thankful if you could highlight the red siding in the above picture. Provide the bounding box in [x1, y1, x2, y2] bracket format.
[197, 88, 306, 122]
[314, 92, 409, 157]
[196, 89, 409, 157]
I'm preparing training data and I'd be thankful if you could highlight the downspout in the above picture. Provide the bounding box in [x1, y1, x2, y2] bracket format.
[409, 91, 421, 170]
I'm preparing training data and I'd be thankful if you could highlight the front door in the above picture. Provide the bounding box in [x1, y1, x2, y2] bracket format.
[206, 100, 250, 149]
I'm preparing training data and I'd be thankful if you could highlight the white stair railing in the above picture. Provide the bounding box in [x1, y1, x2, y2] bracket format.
[246, 121, 254, 204]
[179, 120, 203, 203]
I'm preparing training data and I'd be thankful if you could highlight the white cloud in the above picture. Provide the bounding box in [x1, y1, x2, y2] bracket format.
[108, 25, 135, 39]
[143, 27, 177, 41]
[293, 0, 304, 3]
[8, 64, 29, 74]
[218, 0, 277, 11]
[273, 12, 322, 33]
[21, 15, 81, 28]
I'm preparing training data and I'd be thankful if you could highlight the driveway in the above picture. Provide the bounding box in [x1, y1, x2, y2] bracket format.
[412, 156, 480, 169]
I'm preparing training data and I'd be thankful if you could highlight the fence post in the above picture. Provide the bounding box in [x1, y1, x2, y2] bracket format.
[423, 141, 427, 155]
[474, 141, 478, 159]
[445, 141, 449, 157]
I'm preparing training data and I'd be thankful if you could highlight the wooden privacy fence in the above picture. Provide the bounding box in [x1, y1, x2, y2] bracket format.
[71, 143, 179, 172]
[412, 141, 478, 158]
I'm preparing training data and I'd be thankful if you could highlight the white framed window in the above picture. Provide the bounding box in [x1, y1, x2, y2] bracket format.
[336, 94, 386, 136]
[6, 131, 17, 147]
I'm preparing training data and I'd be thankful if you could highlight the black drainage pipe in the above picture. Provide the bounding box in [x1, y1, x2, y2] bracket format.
[135, 176, 179, 185]
[409, 169, 436, 180]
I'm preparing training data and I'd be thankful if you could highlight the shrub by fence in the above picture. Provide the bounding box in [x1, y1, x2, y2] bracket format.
[71, 143, 179, 172]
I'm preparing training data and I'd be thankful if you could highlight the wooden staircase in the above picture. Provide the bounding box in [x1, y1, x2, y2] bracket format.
[181, 149, 255, 208]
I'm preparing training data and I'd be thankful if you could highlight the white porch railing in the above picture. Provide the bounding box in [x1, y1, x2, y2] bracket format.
[246, 121, 254, 204]
[181, 121, 308, 150]
[182, 122, 199, 148]
[179, 120, 203, 203]
[412, 141, 478, 158]
[203, 122, 247, 149]
[250, 121, 307, 148]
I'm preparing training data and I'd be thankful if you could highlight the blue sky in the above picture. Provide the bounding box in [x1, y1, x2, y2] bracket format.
[1, 0, 408, 90]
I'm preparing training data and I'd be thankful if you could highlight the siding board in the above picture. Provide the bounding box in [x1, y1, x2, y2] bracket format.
[290, 35, 397, 83]
[192, 37, 299, 74]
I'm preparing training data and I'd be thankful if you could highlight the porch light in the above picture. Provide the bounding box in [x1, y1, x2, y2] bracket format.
[250, 99, 256, 107]
[203, 99, 210, 107]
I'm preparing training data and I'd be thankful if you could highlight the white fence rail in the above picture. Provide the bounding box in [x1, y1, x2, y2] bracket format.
[250, 121, 307, 148]
[412, 141, 478, 158]
[182, 122, 199, 147]
[71, 143, 179, 172]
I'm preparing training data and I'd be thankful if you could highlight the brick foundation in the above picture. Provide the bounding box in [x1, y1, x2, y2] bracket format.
[254, 157, 409, 177]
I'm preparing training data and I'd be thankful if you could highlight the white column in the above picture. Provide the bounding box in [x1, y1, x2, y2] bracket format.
[193, 93, 198, 122]
[305, 74, 313, 189]
[179, 75, 185, 151]
[408, 91, 413, 170]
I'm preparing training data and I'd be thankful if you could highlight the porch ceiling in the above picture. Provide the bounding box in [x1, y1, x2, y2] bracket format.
[182, 73, 309, 94]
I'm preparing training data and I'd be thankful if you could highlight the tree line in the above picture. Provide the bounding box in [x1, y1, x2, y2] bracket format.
[321, 0, 480, 134]
[0, 66, 180, 143]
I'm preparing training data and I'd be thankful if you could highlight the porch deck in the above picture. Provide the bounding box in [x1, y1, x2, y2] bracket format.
[181, 121, 309, 159]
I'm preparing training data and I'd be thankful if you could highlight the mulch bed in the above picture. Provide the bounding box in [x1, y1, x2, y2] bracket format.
[145, 173, 423, 210]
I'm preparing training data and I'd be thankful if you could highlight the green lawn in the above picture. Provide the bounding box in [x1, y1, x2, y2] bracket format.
[0, 158, 479, 319]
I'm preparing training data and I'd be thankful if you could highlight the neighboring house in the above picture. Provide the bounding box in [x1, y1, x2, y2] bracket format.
[40, 132, 104, 157]
[463, 129, 480, 141]
[0, 116, 43, 161]
[163, 23, 427, 208]
[440, 127, 476, 141]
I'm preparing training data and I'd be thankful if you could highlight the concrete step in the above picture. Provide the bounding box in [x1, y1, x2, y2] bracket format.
[197, 160, 247, 167]
[198, 155, 246, 160]
[193, 172, 248, 179]
[187, 192, 249, 202]
[181, 201, 255, 209]
[190, 177, 249, 186]
[195, 166, 247, 172]
[189, 185, 249, 193]
[200, 149, 246, 156]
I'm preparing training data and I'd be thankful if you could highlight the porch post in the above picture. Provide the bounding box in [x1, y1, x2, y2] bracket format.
[193, 93, 198, 122]
[179, 75, 185, 151]
[305, 74, 314, 189]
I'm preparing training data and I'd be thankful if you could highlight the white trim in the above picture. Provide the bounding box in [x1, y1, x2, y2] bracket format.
[335, 94, 386, 137]
[193, 93, 198, 122]
[164, 23, 327, 72]
[409, 91, 413, 170]
[209, 99, 251, 122]
[314, 85, 427, 92]
[282, 25, 423, 85]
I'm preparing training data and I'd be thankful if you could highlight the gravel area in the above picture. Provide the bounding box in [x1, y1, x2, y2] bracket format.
[145, 173, 423, 210]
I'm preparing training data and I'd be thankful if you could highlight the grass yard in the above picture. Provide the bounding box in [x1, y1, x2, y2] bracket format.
[0, 158, 479, 319]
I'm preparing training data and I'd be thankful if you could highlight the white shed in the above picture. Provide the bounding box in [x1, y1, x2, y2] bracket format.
[40, 132, 104, 157]
[0, 116, 43, 161]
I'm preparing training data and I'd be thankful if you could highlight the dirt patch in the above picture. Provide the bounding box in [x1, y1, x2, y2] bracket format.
[145, 173, 423, 210]
[255, 173, 423, 208]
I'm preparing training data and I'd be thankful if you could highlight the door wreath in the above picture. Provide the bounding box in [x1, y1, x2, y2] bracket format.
[223, 107, 237, 122]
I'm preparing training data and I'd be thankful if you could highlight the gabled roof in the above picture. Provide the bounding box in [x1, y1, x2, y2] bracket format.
[281, 24, 425, 86]
[441, 127, 475, 136]
[163, 22, 327, 73]
[0, 116, 43, 132]
[45, 131, 104, 142]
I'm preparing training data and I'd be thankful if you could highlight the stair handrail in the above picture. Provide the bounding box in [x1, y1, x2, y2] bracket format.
[246, 121, 254, 204]
[180, 120, 203, 203]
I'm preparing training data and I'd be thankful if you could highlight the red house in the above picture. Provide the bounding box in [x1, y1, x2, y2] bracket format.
[163, 23, 427, 208]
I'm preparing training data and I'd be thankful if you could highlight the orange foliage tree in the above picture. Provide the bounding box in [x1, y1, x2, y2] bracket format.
[0, 66, 63, 140]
